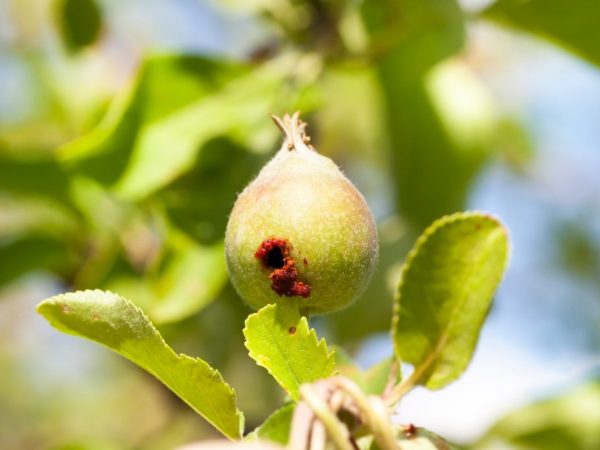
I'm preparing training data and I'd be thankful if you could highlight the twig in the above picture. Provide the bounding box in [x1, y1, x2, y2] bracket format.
[332, 377, 399, 450]
[289, 401, 314, 450]
[300, 384, 354, 450]
[308, 418, 326, 450]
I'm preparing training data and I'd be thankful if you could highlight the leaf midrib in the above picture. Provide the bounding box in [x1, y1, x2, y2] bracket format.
[406, 226, 505, 385]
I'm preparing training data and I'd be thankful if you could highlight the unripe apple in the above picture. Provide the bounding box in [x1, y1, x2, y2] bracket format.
[225, 113, 378, 315]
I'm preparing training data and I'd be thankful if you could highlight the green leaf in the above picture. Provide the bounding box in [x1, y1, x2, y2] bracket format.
[144, 239, 227, 323]
[108, 239, 228, 324]
[248, 403, 295, 445]
[379, 56, 497, 229]
[483, 0, 600, 67]
[56, 0, 102, 51]
[243, 303, 335, 401]
[111, 65, 284, 200]
[371, 1, 501, 229]
[0, 237, 75, 287]
[161, 136, 267, 244]
[357, 358, 400, 396]
[58, 55, 248, 187]
[475, 379, 600, 450]
[36, 290, 244, 439]
[59, 54, 309, 201]
[0, 195, 78, 239]
[393, 212, 509, 389]
[0, 155, 72, 203]
[366, 0, 465, 75]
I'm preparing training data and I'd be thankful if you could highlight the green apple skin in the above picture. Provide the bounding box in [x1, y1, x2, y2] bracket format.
[225, 114, 378, 315]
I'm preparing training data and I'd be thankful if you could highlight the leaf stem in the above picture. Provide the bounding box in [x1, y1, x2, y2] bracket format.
[386, 342, 445, 408]
[382, 360, 400, 399]
[300, 384, 354, 450]
[384, 366, 422, 408]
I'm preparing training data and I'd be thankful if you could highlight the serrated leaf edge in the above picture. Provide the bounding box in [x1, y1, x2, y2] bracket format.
[243, 304, 335, 400]
[36, 289, 244, 439]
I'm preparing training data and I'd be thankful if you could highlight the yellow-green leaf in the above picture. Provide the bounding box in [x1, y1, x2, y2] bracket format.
[243, 303, 335, 401]
[393, 212, 509, 389]
[37, 290, 243, 439]
[248, 403, 295, 445]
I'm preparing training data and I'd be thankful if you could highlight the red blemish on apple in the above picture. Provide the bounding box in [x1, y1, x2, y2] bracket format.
[255, 238, 312, 298]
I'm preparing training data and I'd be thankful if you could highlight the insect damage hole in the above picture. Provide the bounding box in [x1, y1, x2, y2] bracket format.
[255, 238, 288, 269]
[255, 238, 312, 298]
[266, 246, 285, 269]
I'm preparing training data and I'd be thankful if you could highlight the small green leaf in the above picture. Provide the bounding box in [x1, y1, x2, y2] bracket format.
[248, 403, 295, 445]
[56, 0, 102, 51]
[243, 303, 335, 400]
[36, 290, 243, 439]
[483, 0, 600, 67]
[393, 212, 509, 389]
[0, 237, 74, 287]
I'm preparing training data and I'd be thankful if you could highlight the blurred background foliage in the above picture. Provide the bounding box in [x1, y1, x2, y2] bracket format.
[0, 0, 599, 449]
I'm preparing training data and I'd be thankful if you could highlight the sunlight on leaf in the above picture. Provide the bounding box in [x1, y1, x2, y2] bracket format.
[58, 55, 248, 187]
[244, 303, 335, 401]
[393, 212, 509, 389]
[247, 403, 294, 445]
[37, 290, 244, 439]
[373, 0, 498, 229]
